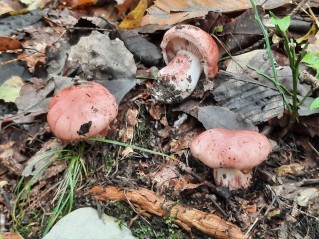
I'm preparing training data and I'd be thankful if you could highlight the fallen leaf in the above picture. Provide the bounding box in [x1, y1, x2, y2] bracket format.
[116, 0, 137, 17]
[13, 78, 54, 124]
[72, 0, 97, 8]
[22, 138, 64, 177]
[0, 76, 24, 103]
[198, 105, 258, 131]
[148, 104, 165, 120]
[125, 108, 139, 126]
[141, 5, 207, 26]
[276, 163, 305, 177]
[0, 141, 25, 176]
[213, 70, 284, 124]
[118, 0, 148, 29]
[68, 31, 137, 102]
[220, 9, 262, 54]
[296, 188, 319, 207]
[0, 2, 15, 15]
[141, 0, 291, 26]
[0, 232, 22, 239]
[121, 147, 134, 157]
[294, 116, 319, 137]
[0, 36, 23, 51]
[118, 30, 162, 66]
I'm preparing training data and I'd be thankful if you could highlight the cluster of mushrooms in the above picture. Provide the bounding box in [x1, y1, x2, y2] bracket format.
[47, 25, 272, 191]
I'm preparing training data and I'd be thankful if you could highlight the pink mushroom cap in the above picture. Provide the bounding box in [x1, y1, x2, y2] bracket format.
[153, 25, 219, 103]
[190, 128, 272, 190]
[47, 82, 118, 142]
[160, 24, 219, 79]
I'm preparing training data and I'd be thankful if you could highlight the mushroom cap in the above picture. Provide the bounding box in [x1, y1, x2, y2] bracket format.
[47, 82, 118, 142]
[160, 24, 219, 79]
[190, 128, 272, 171]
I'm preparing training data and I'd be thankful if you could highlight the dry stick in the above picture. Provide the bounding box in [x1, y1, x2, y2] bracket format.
[90, 185, 245, 239]
[289, 0, 310, 16]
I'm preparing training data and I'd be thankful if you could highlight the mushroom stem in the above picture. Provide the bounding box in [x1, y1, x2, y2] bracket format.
[213, 168, 252, 190]
[153, 50, 202, 103]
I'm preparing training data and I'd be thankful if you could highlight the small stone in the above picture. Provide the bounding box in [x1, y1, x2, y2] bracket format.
[43, 207, 136, 239]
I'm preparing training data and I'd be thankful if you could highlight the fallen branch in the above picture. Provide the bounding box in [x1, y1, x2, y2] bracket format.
[89, 185, 245, 239]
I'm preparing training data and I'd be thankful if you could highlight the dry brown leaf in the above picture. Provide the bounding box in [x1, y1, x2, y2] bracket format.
[276, 163, 305, 177]
[0, 141, 25, 176]
[71, 0, 97, 8]
[119, 126, 134, 141]
[116, 0, 138, 17]
[126, 108, 139, 126]
[0, 2, 14, 15]
[89, 185, 245, 239]
[118, 0, 148, 29]
[147, 163, 202, 194]
[148, 104, 165, 120]
[0, 36, 23, 51]
[141, 0, 291, 26]
[141, 6, 207, 26]
[0, 232, 22, 239]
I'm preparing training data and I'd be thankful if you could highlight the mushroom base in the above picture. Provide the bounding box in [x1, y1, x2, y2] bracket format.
[153, 50, 202, 103]
[213, 168, 252, 190]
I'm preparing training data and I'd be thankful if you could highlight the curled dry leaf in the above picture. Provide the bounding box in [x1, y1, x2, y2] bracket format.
[147, 163, 202, 195]
[89, 185, 245, 239]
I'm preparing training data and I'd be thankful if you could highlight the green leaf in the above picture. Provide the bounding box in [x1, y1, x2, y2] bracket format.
[310, 97, 319, 110]
[301, 52, 319, 71]
[271, 13, 290, 32]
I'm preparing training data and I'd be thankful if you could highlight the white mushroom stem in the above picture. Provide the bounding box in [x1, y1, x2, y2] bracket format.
[213, 168, 252, 190]
[153, 50, 203, 103]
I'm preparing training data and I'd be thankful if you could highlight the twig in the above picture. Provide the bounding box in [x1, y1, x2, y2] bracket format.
[289, 0, 310, 16]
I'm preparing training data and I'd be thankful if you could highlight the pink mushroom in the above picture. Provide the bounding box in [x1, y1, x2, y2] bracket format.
[47, 82, 118, 142]
[153, 24, 219, 103]
[190, 128, 272, 190]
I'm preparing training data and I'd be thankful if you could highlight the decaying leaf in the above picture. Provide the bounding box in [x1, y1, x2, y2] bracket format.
[213, 71, 284, 124]
[118, 0, 148, 29]
[294, 116, 319, 137]
[226, 50, 312, 98]
[220, 9, 262, 54]
[0, 76, 24, 103]
[22, 138, 64, 177]
[14, 78, 54, 124]
[116, 0, 137, 17]
[141, 0, 290, 26]
[276, 163, 304, 177]
[272, 183, 319, 207]
[147, 163, 202, 194]
[0, 36, 23, 51]
[89, 185, 245, 239]
[18, 25, 64, 72]
[0, 1, 15, 15]
[0, 232, 23, 239]
[68, 31, 137, 102]
[198, 105, 258, 131]
[0, 141, 25, 176]
[118, 30, 162, 66]
[0, 9, 43, 37]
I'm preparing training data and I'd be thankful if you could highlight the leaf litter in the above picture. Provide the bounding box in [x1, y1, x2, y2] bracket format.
[0, 1, 319, 239]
